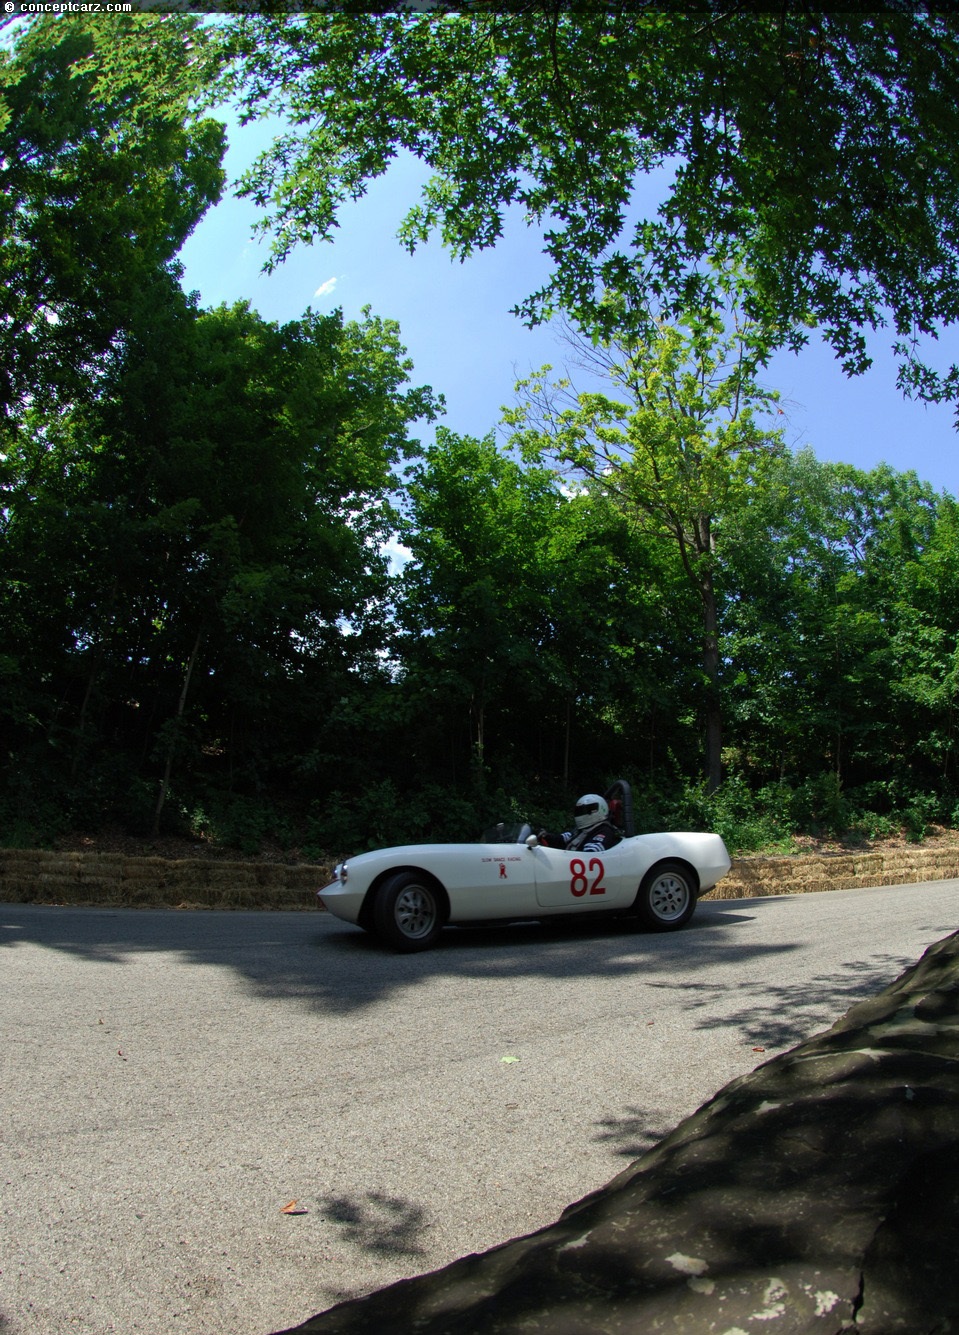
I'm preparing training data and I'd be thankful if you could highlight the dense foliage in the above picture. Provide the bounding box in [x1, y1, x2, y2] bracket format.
[3, 14, 959, 858]
[0, 18, 224, 423]
[0, 284, 440, 846]
[5, 399, 959, 853]
[220, 7, 959, 398]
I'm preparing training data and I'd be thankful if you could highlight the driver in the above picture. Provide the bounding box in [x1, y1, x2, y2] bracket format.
[539, 794, 623, 854]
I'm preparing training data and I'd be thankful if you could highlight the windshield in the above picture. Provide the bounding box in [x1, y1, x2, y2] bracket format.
[480, 821, 533, 844]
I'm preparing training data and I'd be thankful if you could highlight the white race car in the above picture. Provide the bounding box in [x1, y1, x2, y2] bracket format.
[318, 782, 732, 952]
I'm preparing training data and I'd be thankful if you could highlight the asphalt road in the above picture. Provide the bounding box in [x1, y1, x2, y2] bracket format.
[1, 881, 956, 1335]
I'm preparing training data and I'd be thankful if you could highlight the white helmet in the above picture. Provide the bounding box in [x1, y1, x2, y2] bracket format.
[574, 794, 609, 830]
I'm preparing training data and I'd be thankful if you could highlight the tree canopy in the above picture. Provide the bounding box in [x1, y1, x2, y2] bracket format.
[0, 17, 224, 424]
[507, 282, 785, 789]
[217, 7, 959, 401]
[4, 12, 959, 855]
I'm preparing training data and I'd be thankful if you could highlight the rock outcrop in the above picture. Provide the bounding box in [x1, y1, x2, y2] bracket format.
[276, 928, 959, 1334]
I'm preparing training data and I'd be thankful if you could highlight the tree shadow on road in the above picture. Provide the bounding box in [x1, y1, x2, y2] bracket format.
[315, 1191, 430, 1260]
[0, 896, 945, 1033]
[0, 898, 793, 1019]
[593, 1105, 673, 1160]
[644, 951, 917, 1048]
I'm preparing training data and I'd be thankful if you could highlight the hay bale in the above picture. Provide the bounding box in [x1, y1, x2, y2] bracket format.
[78, 855, 124, 890]
[0, 837, 949, 911]
[1, 876, 37, 902]
[32, 874, 83, 901]
[166, 861, 213, 892]
[0, 849, 44, 872]
[718, 844, 959, 902]
[223, 885, 256, 908]
[206, 868, 256, 892]
[288, 864, 329, 890]
[251, 863, 283, 888]
[125, 884, 167, 906]
[35, 856, 82, 881]
[120, 857, 167, 884]
[260, 885, 322, 911]
[86, 852, 127, 871]
[0, 861, 48, 892]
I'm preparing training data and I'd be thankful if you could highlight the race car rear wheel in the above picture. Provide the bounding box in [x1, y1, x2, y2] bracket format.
[373, 872, 446, 952]
[635, 860, 696, 931]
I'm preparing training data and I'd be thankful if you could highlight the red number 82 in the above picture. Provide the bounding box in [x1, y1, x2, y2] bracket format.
[569, 857, 606, 897]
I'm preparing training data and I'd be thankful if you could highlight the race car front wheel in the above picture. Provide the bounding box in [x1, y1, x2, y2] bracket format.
[635, 860, 696, 931]
[373, 872, 446, 952]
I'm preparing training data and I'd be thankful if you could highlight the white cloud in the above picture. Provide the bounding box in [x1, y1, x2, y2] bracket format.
[314, 277, 338, 299]
[383, 535, 412, 574]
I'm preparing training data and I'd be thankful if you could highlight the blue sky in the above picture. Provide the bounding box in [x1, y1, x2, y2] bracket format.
[179, 117, 959, 498]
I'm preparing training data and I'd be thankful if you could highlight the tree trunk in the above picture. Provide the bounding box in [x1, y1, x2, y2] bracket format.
[151, 629, 202, 838]
[699, 520, 721, 790]
[71, 577, 120, 778]
[471, 693, 486, 792]
[701, 550, 722, 794]
[563, 696, 572, 788]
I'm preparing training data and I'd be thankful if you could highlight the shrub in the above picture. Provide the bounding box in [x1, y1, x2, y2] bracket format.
[788, 774, 849, 838]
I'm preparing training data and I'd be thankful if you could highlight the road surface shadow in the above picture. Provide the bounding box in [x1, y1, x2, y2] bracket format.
[315, 1191, 430, 1260]
[644, 951, 916, 1047]
[0, 895, 946, 1026]
[593, 1104, 674, 1159]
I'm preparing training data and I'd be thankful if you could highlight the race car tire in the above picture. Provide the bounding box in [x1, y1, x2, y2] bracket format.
[373, 872, 446, 952]
[634, 860, 696, 931]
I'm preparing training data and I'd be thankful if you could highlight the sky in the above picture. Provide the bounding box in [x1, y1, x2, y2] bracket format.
[178, 116, 959, 499]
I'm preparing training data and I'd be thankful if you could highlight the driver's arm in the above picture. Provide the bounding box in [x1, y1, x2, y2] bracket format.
[538, 830, 571, 849]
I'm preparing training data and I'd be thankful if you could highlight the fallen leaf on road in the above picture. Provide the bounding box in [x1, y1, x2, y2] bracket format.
[752, 1047, 765, 1053]
[500, 1055, 520, 1064]
[280, 1200, 308, 1215]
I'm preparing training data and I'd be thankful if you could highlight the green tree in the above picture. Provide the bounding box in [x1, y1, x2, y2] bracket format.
[392, 429, 693, 800]
[0, 17, 224, 423]
[0, 288, 439, 835]
[507, 292, 784, 790]
[214, 8, 959, 399]
[396, 430, 557, 785]
[721, 450, 959, 798]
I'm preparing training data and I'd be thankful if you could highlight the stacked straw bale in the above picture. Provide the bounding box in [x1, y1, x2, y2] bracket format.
[716, 843, 959, 899]
[1, 849, 45, 901]
[1, 842, 956, 910]
[0, 848, 330, 910]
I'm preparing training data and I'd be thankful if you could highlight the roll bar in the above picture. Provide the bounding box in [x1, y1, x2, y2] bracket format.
[603, 779, 635, 838]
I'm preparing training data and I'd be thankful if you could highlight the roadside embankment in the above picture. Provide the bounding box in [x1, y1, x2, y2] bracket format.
[0, 841, 957, 910]
[0, 847, 328, 909]
[716, 842, 959, 898]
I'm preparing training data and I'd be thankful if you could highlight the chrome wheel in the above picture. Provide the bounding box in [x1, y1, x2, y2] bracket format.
[393, 883, 438, 940]
[373, 872, 446, 951]
[648, 870, 690, 921]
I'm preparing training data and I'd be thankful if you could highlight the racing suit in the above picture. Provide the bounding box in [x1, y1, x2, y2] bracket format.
[548, 821, 623, 854]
